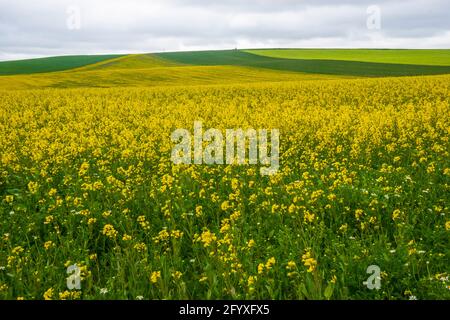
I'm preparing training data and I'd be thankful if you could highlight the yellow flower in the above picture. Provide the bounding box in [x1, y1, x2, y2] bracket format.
[221, 201, 231, 211]
[79, 209, 90, 216]
[43, 288, 54, 300]
[302, 250, 317, 273]
[338, 224, 348, 233]
[78, 264, 91, 279]
[392, 209, 401, 221]
[133, 242, 147, 252]
[12, 246, 24, 255]
[171, 271, 183, 280]
[58, 291, 71, 300]
[87, 218, 97, 225]
[286, 261, 297, 270]
[355, 209, 364, 220]
[265, 257, 276, 270]
[44, 215, 54, 225]
[102, 210, 111, 218]
[59, 290, 81, 300]
[195, 205, 203, 217]
[327, 193, 337, 201]
[220, 221, 230, 233]
[304, 211, 315, 223]
[73, 197, 82, 206]
[5, 195, 14, 203]
[93, 181, 104, 190]
[137, 215, 150, 230]
[153, 229, 170, 244]
[426, 162, 435, 173]
[150, 271, 161, 284]
[195, 229, 217, 247]
[122, 234, 132, 241]
[247, 275, 257, 288]
[171, 230, 183, 239]
[257, 263, 265, 274]
[231, 178, 239, 190]
[27, 181, 39, 194]
[102, 224, 118, 239]
[288, 204, 296, 214]
[230, 211, 241, 221]
[48, 188, 57, 197]
[271, 204, 280, 214]
[445, 221, 450, 231]
[78, 162, 90, 176]
[44, 241, 54, 250]
[330, 275, 337, 284]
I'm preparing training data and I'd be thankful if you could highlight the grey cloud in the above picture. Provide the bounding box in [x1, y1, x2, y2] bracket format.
[0, 0, 448, 60]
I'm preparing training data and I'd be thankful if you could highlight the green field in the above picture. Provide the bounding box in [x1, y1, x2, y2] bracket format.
[246, 49, 450, 66]
[2, 50, 450, 81]
[0, 54, 124, 75]
[156, 50, 450, 77]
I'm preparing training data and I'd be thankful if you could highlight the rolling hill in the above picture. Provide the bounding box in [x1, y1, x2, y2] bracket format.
[0, 56, 341, 90]
[1, 49, 450, 90]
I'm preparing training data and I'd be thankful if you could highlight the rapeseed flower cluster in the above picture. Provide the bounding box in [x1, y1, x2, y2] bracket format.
[0, 75, 449, 299]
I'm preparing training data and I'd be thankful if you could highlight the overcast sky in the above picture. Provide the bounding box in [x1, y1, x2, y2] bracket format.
[0, 0, 449, 60]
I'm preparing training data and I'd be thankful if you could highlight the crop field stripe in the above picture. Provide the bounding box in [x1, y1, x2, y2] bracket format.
[0, 65, 344, 90]
[156, 50, 450, 77]
[245, 49, 450, 66]
[68, 55, 135, 71]
[73, 54, 181, 71]
[0, 54, 125, 76]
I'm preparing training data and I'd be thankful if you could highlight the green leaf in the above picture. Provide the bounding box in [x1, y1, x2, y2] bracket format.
[324, 283, 335, 300]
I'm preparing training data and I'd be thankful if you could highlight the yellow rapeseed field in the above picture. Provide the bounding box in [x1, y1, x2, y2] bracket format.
[0, 75, 449, 299]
